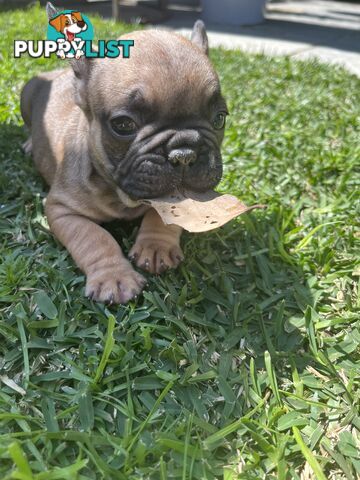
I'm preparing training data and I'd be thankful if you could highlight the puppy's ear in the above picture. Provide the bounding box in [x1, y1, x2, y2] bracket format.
[46, 2, 58, 20]
[49, 15, 64, 32]
[70, 58, 94, 114]
[191, 20, 209, 55]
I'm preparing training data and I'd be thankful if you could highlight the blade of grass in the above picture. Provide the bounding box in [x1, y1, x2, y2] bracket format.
[294, 222, 342, 252]
[93, 314, 115, 384]
[126, 381, 174, 454]
[15, 305, 29, 389]
[292, 426, 327, 480]
[203, 392, 270, 447]
[264, 351, 282, 406]
[8, 442, 33, 479]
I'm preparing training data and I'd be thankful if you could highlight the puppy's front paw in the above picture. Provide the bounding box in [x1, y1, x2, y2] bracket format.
[85, 265, 146, 304]
[129, 238, 184, 275]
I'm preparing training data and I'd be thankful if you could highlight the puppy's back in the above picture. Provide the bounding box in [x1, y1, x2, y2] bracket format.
[21, 68, 80, 185]
[21, 69, 66, 128]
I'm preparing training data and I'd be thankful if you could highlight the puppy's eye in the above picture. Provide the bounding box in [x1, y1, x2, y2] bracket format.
[110, 116, 138, 136]
[213, 112, 227, 130]
[65, 19, 70, 26]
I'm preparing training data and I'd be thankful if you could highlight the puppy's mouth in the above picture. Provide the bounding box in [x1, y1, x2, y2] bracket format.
[119, 150, 223, 201]
[66, 31, 75, 42]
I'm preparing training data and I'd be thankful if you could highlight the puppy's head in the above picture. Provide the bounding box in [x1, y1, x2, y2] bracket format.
[72, 22, 227, 200]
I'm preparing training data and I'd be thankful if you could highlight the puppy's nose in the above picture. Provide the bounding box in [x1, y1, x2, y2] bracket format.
[168, 148, 197, 166]
[77, 20, 85, 28]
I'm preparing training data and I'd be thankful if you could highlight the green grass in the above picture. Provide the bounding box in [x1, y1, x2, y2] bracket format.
[0, 3, 359, 479]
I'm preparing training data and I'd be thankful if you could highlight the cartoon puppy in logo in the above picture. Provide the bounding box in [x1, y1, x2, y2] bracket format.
[49, 11, 87, 58]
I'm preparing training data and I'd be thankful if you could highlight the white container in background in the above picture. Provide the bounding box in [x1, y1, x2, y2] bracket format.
[202, 0, 267, 26]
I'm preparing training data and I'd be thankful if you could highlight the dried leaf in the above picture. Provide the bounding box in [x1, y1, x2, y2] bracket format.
[142, 191, 265, 232]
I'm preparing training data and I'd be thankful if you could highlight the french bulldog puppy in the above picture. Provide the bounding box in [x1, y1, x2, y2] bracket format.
[20, 15, 228, 304]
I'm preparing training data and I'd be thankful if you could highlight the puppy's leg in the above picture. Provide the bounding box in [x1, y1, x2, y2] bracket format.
[46, 197, 146, 304]
[129, 209, 184, 274]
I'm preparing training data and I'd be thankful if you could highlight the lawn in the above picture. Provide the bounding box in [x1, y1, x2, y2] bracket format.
[0, 3, 359, 479]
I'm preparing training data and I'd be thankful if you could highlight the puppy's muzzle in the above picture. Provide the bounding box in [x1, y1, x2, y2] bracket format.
[116, 127, 222, 200]
[168, 148, 197, 166]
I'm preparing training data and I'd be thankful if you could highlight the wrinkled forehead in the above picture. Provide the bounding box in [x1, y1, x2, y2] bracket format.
[89, 31, 222, 118]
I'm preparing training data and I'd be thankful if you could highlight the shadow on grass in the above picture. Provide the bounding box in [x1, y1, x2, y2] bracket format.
[0, 123, 45, 202]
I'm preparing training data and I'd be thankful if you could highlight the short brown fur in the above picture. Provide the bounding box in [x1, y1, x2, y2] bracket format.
[21, 23, 226, 303]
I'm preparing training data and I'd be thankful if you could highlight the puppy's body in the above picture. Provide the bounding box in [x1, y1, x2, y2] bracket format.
[21, 25, 227, 303]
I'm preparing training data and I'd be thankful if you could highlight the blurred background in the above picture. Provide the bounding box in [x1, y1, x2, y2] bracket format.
[2, 1, 360, 75]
